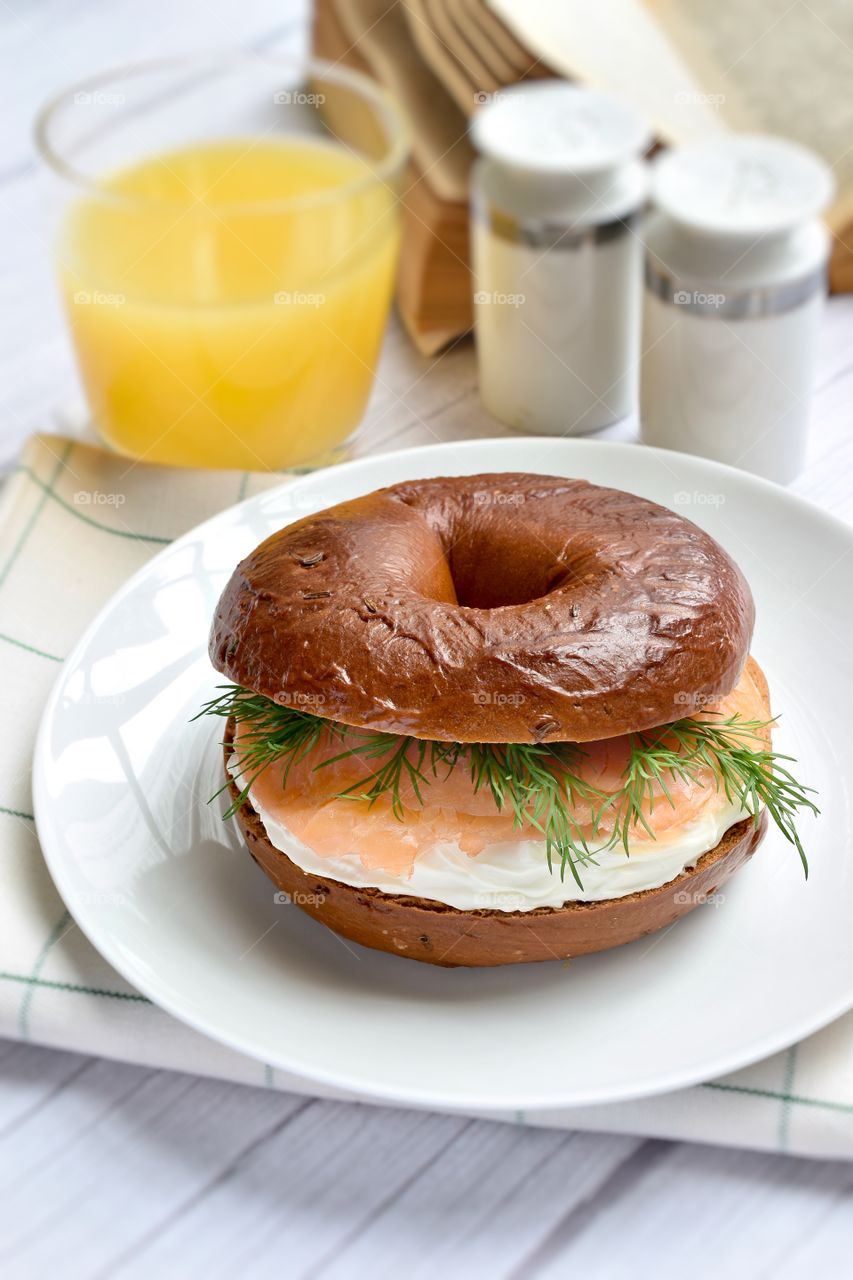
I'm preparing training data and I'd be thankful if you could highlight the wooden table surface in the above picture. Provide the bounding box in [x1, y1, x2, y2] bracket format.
[2, 3, 853, 1277]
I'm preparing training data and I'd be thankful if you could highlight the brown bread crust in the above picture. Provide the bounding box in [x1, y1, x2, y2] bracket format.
[209, 474, 754, 743]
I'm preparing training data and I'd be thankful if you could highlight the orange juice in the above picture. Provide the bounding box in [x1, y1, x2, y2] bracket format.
[59, 139, 400, 469]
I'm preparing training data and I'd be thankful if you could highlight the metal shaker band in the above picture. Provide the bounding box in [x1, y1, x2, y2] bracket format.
[473, 197, 642, 250]
[644, 258, 827, 319]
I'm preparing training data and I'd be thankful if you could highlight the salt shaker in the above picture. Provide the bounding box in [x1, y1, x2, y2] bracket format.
[640, 136, 834, 483]
[470, 83, 649, 435]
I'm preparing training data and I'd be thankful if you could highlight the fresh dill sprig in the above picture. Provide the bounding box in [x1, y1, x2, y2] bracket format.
[602, 715, 818, 876]
[319, 732, 434, 820]
[192, 685, 340, 819]
[196, 685, 818, 882]
[464, 743, 606, 888]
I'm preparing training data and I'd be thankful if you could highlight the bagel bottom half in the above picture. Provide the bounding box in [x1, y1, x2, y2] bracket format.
[224, 729, 767, 967]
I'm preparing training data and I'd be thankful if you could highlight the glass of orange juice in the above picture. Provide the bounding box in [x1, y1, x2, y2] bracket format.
[36, 55, 408, 470]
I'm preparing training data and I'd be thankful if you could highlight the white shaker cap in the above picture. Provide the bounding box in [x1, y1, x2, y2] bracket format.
[470, 82, 650, 177]
[652, 135, 835, 238]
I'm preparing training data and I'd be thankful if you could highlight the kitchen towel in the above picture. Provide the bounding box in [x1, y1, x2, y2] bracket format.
[4, 433, 853, 1160]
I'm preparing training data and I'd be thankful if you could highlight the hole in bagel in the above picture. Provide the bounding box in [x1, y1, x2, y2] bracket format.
[446, 527, 577, 609]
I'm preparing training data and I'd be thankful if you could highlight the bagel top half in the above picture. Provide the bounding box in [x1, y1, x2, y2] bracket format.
[209, 473, 754, 743]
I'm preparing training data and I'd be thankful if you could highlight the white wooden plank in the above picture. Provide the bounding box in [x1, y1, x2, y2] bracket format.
[316, 1129, 640, 1280]
[0, 1041, 93, 1137]
[523, 1141, 853, 1280]
[108, 1101, 470, 1278]
[0, 1053, 307, 1276]
[98, 1098, 639, 1280]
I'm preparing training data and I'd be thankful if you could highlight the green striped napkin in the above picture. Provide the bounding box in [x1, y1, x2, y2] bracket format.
[5, 434, 853, 1159]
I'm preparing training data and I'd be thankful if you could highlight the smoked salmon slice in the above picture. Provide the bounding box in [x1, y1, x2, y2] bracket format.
[237, 658, 770, 877]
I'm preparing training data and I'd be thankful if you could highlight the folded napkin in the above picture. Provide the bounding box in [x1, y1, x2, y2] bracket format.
[4, 434, 853, 1160]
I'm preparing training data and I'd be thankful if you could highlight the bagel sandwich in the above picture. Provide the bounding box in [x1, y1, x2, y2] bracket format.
[199, 473, 816, 967]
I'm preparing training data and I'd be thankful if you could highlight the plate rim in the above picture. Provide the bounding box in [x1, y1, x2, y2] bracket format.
[32, 436, 853, 1111]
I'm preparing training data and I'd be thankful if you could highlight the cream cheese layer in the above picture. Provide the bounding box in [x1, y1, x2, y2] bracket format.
[229, 755, 747, 910]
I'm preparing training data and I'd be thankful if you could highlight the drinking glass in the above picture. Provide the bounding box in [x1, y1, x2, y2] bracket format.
[36, 54, 408, 470]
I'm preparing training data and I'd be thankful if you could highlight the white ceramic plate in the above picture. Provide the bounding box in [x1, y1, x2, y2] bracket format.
[33, 439, 853, 1111]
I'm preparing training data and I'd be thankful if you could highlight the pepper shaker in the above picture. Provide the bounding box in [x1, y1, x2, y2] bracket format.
[470, 83, 649, 435]
[640, 136, 834, 483]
